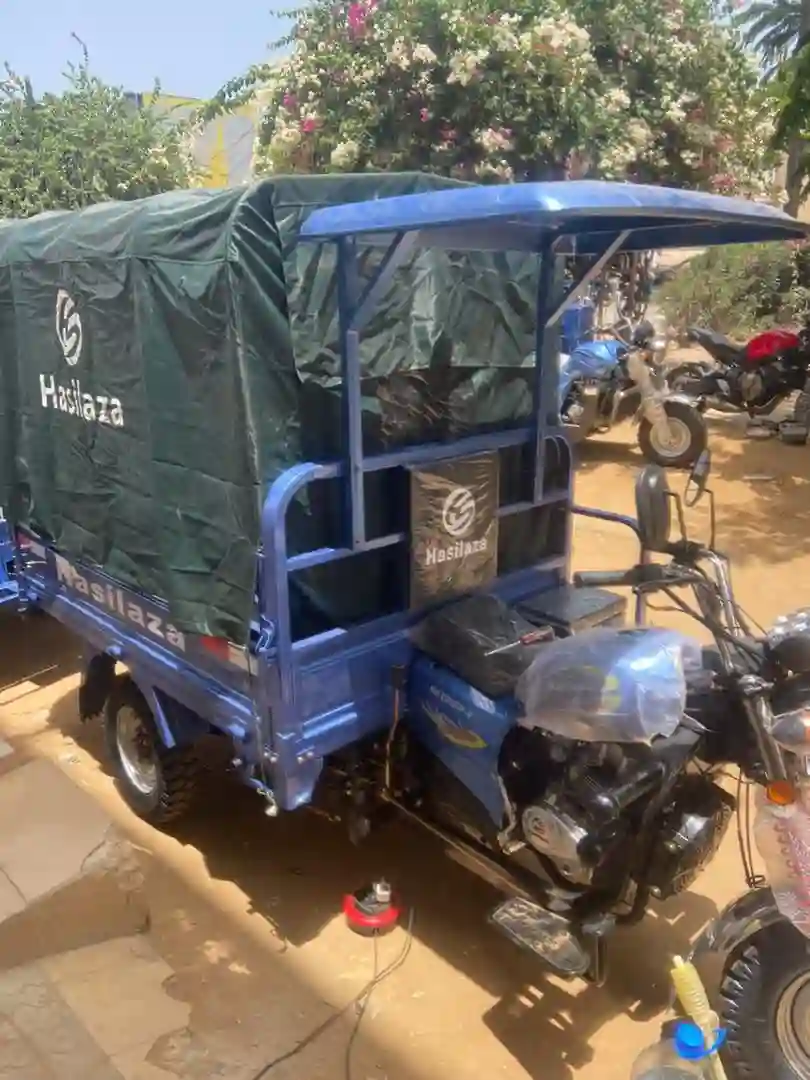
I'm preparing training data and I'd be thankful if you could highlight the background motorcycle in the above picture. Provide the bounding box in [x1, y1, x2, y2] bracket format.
[560, 319, 708, 467]
[576, 457, 810, 1079]
[666, 326, 810, 441]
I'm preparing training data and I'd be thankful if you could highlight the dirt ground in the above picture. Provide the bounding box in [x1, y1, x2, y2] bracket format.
[1, 408, 809, 1080]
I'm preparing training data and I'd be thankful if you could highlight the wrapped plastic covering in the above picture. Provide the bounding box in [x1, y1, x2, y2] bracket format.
[769, 607, 810, 645]
[516, 627, 703, 744]
[755, 784, 810, 939]
[767, 608, 810, 674]
[411, 593, 554, 699]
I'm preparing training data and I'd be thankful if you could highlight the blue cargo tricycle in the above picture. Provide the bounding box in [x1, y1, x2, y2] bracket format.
[9, 181, 810, 1080]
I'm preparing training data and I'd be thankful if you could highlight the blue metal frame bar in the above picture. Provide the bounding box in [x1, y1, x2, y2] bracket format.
[546, 230, 631, 328]
[533, 239, 557, 503]
[336, 237, 366, 549]
[336, 230, 423, 551]
[571, 504, 648, 623]
[353, 231, 419, 332]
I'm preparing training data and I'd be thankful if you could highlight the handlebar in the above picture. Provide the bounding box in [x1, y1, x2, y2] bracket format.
[573, 564, 672, 589]
[573, 569, 642, 588]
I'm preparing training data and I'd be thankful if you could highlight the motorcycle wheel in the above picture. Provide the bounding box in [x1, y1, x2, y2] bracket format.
[637, 400, 707, 468]
[720, 920, 810, 1080]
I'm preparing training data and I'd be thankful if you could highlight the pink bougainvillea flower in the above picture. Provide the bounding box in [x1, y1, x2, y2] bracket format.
[710, 172, 736, 192]
[282, 93, 298, 110]
[347, 0, 376, 35]
[301, 116, 319, 134]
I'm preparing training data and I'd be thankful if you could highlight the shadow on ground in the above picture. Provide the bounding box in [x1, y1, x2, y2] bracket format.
[8, 614, 717, 1080]
[573, 413, 810, 568]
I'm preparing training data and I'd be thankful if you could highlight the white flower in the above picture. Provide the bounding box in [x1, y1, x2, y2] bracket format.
[605, 87, 631, 113]
[412, 43, 437, 64]
[330, 140, 360, 169]
[626, 119, 653, 149]
[270, 123, 303, 152]
[477, 127, 513, 154]
[474, 160, 514, 181]
[447, 49, 488, 86]
[491, 25, 519, 52]
[387, 38, 411, 69]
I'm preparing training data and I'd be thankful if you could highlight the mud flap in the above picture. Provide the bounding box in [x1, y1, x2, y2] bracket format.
[79, 653, 116, 721]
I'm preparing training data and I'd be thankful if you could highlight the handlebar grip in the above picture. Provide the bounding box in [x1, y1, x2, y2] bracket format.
[572, 569, 638, 588]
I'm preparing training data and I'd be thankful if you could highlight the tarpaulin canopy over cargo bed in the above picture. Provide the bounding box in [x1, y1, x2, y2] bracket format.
[0, 173, 544, 644]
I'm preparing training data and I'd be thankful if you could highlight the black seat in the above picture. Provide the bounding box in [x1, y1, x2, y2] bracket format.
[411, 594, 553, 699]
[686, 327, 745, 365]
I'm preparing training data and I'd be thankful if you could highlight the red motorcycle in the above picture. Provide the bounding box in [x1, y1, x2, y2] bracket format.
[666, 326, 810, 443]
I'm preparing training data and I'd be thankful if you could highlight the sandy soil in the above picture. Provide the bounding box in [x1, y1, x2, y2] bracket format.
[1, 411, 809, 1080]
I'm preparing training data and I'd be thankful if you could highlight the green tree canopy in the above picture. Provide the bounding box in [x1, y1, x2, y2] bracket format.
[210, 0, 777, 197]
[736, 0, 802, 76]
[0, 52, 197, 220]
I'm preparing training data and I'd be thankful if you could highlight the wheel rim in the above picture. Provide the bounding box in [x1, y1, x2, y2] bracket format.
[116, 707, 159, 796]
[647, 416, 693, 459]
[776, 971, 810, 1072]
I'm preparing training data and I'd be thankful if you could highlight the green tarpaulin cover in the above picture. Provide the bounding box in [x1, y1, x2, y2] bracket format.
[0, 173, 540, 645]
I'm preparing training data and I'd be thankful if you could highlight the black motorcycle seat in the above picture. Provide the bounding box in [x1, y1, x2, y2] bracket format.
[411, 594, 554, 699]
[687, 327, 745, 364]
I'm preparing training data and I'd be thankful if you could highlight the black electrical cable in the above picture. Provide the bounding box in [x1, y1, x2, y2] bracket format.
[249, 908, 415, 1080]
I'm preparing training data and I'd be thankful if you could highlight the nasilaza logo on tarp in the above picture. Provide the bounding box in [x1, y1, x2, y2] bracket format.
[55, 289, 82, 366]
[424, 485, 487, 567]
[40, 289, 126, 427]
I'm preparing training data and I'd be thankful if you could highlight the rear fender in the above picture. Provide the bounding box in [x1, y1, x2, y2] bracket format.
[665, 393, 699, 409]
[81, 654, 208, 751]
[140, 684, 208, 751]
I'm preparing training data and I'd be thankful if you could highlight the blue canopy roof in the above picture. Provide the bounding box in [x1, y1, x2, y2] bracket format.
[300, 180, 810, 254]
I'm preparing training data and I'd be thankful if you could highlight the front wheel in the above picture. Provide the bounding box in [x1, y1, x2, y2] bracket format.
[637, 399, 708, 468]
[721, 920, 810, 1079]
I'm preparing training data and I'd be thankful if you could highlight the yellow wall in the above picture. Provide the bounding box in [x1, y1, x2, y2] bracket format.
[142, 93, 260, 187]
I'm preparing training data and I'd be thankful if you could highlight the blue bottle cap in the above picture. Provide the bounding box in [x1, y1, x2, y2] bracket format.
[674, 1022, 708, 1060]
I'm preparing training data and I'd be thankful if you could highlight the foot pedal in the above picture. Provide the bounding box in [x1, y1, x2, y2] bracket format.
[490, 897, 590, 976]
[780, 420, 809, 445]
[746, 424, 776, 440]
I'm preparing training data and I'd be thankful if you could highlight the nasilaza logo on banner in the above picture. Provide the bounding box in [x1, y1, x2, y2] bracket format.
[441, 486, 476, 538]
[424, 484, 487, 567]
[40, 289, 125, 427]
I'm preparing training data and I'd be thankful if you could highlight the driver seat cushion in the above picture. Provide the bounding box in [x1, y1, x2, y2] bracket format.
[687, 327, 745, 363]
[410, 593, 553, 699]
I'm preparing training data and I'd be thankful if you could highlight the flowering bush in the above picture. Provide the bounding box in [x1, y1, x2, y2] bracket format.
[234, 0, 781, 194]
[218, 0, 779, 196]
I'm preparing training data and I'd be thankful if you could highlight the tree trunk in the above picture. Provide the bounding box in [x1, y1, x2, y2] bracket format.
[786, 0, 810, 215]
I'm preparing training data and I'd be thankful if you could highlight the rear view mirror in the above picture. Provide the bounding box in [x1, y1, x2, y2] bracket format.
[684, 448, 712, 508]
[635, 465, 672, 552]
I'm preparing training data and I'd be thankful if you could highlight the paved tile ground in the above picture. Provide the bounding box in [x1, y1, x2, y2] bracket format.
[0, 959, 125, 1080]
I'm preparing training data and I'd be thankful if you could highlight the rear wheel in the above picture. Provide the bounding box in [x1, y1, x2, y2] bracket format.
[104, 676, 199, 826]
[637, 400, 708, 468]
[720, 920, 810, 1079]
